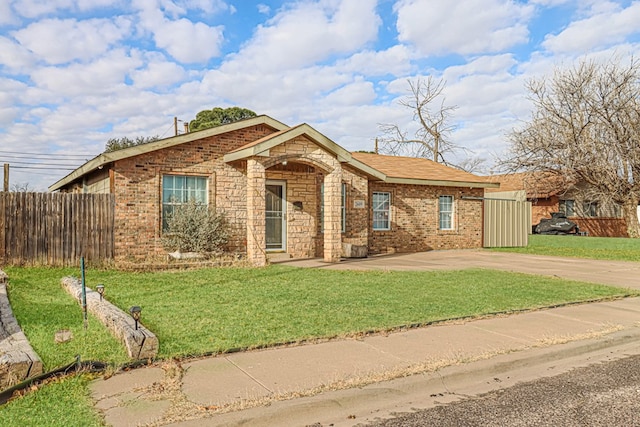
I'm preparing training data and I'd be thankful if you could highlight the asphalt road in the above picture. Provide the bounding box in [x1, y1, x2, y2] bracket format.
[364, 353, 640, 427]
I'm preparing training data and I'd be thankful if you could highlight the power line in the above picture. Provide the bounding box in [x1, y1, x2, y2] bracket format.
[0, 150, 96, 159]
[10, 165, 76, 171]
[0, 153, 93, 161]
[9, 169, 65, 177]
[1, 160, 83, 167]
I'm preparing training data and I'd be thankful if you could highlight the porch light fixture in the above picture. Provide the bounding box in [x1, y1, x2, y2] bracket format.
[282, 160, 288, 166]
[96, 284, 105, 301]
[129, 306, 142, 330]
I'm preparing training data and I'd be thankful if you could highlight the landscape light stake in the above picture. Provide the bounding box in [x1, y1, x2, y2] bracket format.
[81, 257, 88, 330]
[96, 284, 105, 301]
[129, 306, 142, 330]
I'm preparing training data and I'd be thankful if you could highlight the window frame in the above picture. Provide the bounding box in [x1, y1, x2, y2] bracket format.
[372, 191, 391, 231]
[583, 201, 598, 217]
[438, 195, 454, 230]
[161, 174, 208, 231]
[559, 199, 575, 217]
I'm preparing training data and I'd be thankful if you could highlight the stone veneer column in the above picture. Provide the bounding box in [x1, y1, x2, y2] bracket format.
[323, 166, 343, 263]
[246, 158, 267, 266]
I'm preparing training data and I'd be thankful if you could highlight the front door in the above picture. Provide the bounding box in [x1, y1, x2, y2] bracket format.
[266, 181, 286, 251]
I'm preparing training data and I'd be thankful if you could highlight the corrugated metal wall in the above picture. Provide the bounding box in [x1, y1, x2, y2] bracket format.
[483, 198, 531, 247]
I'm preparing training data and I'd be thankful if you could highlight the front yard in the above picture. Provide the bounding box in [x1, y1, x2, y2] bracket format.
[1, 235, 639, 425]
[492, 234, 640, 261]
[6, 266, 635, 365]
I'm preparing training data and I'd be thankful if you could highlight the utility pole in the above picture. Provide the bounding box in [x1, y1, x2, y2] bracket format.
[174, 116, 178, 136]
[3, 163, 8, 192]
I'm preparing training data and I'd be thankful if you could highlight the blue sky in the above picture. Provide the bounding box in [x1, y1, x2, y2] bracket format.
[1, 0, 640, 190]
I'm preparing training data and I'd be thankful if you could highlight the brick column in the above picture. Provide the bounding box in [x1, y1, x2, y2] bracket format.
[247, 159, 267, 266]
[323, 167, 342, 263]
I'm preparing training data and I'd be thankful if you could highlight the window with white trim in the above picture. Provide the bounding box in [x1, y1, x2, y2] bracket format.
[439, 195, 454, 230]
[372, 192, 391, 230]
[162, 175, 208, 230]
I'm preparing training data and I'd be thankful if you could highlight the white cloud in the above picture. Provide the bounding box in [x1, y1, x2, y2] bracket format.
[153, 18, 224, 63]
[11, 0, 74, 18]
[542, 2, 640, 54]
[0, 36, 36, 72]
[334, 45, 413, 77]
[0, 78, 29, 126]
[444, 54, 518, 81]
[76, 0, 122, 11]
[182, 0, 231, 14]
[134, 0, 225, 63]
[200, 64, 353, 118]
[0, 0, 17, 24]
[394, 0, 533, 56]
[129, 54, 187, 89]
[4, 0, 640, 191]
[226, 0, 380, 73]
[12, 17, 132, 64]
[321, 78, 376, 107]
[29, 49, 142, 97]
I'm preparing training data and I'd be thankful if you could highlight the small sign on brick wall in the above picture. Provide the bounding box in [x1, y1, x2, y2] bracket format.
[354, 199, 365, 209]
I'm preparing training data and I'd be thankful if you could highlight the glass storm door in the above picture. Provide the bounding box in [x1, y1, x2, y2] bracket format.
[266, 181, 286, 251]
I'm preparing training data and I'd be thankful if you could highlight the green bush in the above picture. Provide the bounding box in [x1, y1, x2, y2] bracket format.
[162, 201, 229, 254]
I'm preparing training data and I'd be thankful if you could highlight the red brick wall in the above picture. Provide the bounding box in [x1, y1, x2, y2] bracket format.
[112, 126, 277, 261]
[571, 218, 628, 237]
[367, 184, 484, 254]
[531, 196, 559, 226]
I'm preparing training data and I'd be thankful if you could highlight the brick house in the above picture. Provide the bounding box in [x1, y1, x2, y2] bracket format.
[485, 172, 628, 237]
[49, 115, 498, 266]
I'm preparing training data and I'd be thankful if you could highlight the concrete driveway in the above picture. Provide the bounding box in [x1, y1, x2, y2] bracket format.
[277, 249, 640, 290]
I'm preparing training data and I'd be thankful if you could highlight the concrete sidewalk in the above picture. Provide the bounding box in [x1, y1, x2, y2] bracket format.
[90, 251, 640, 427]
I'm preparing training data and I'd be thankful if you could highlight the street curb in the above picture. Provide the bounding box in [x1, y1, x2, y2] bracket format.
[192, 326, 640, 427]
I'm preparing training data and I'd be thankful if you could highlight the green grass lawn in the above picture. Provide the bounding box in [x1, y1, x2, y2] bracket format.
[5, 265, 637, 363]
[1, 261, 638, 425]
[491, 234, 640, 261]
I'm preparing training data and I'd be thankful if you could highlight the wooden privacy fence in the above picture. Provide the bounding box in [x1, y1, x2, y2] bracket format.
[0, 192, 115, 266]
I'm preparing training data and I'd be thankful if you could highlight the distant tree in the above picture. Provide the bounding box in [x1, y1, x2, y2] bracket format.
[189, 107, 257, 132]
[11, 182, 31, 192]
[378, 77, 460, 164]
[455, 156, 488, 174]
[104, 136, 160, 153]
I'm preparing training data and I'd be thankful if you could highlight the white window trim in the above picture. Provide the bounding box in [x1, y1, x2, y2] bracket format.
[161, 174, 209, 230]
[372, 191, 391, 231]
[439, 195, 454, 231]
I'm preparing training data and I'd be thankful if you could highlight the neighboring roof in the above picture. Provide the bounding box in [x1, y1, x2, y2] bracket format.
[49, 114, 496, 191]
[352, 152, 498, 188]
[484, 171, 567, 199]
[48, 115, 289, 192]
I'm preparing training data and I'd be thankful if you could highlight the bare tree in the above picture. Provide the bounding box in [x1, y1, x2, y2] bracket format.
[504, 56, 640, 237]
[11, 182, 32, 192]
[455, 156, 488, 174]
[378, 77, 459, 163]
